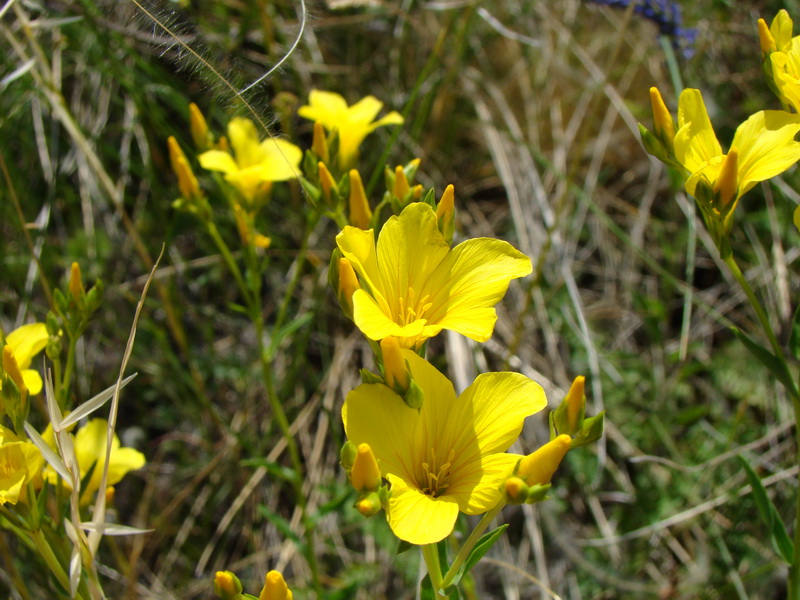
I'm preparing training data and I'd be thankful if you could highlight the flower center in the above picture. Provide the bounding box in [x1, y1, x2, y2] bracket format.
[396, 287, 434, 327]
[420, 447, 455, 497]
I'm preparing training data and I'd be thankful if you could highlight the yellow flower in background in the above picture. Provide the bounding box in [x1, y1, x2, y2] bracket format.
[343, 350, 546, 545]
[759, 11, 800, 112]
[1, 323, 48, 396]
[43, 418, 145, 504]
[198, 117, 302, 206]
[336, 202, 531, 349]
[298, 90, 403, 170]
[0, 426, 43, 505]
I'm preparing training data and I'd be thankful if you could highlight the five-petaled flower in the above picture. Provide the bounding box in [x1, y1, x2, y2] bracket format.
[43, 418, 145, 505]
[336, 202, 532, 349]
[343, 350, 546, 545]
[298, 90, 403, 171]
[1, 323, 48, 396]
[199, 117, 302, 207]
[0, 425, 43, 506]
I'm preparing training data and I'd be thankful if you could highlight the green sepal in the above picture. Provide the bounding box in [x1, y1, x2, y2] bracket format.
[421, 187, 436, 209]
[302, 148, 319, 180]
[54, 288, 69, 317]
[360, 369, 384, 385]
[396, 539, 413, 555]
[738, 456, 794, 564]
[730, 327, 798, 398]
[524, 483, 551, 505]
[570, 411, 605, 448]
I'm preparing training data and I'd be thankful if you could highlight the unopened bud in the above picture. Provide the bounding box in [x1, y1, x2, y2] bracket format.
[715, 148, 739, 211]
[338, 258, 361, 319]
[565, 376, 585, 435]
[355, 492, 383, 517]
[69, 262, 83, 302]
[649, 87, 675, 152]
[258, 570, 293, 600]
[436, 184, 455, 243]
[168, 137, 202, 201]
[517, 435, 571, 486]
[2, 347, 27, 399]
[189, 103, 212, 150]
[380, 336, 409, 392]
[350, 443, 382, 492]
[318, 161, 337, 207]
[758, 18, 776, 57]
[312, 121, 329, 165]
[348, 170, 372, 229]
[393, 165, 410, 200]
[213, 571, 243, 600]
[504, 476, 528, 504]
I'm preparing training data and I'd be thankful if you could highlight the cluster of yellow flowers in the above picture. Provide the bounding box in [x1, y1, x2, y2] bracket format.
[175, 89, 603, 595]
[641, 10, 800, 258]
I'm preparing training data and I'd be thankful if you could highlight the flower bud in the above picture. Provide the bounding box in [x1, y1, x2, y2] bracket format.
[355, 491, 383, 517]
[504, 476, 528, 504]
[69, 262, 83, 303]
[715, 148, 739, 211]
[350, 443, 381, 492]
[393, 164, 410, 200]
[213, 571, 243, 600]
[2, 346, 27, 400]
[758, 18, 776, 57]
[312, 121, 330, 165]
[340, 440, 357, 471]
[318, 161, 337, 208]
[189, 103, 212, 150]
[435, 184, 455, 244]
[649, 87, 675, 153]
[348, 169, 372, 229]
[380, 336, 409, 392]
[259, 570, 293, 600]
[517, 435, 571, 486]
[337, 258, 360, 319]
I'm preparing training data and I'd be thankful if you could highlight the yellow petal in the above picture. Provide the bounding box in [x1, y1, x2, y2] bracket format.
[198, 149, 239, 174]
[451, 453, 521, 514]
[298, 90, 349, 124]
[674, 89, 722, 173]
[22, 369, 43, 396]
[256, 138, 303, 180]
[385, 474, 460, 545]
[771, 9, 795, 53]
[347, 95, 384, 125]
[227, 117, 262, 168]
[336, 226, 388, 308]
[426, 238, 532, 341]
[732, 109, 800, 194]
[351, 290, 426, 341]
[6, 323, 48, 370]
[371, 111, 404, 129]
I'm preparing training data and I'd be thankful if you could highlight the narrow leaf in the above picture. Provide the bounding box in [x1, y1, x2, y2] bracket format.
[739, 456, 794, 563]
[24, 421, 70, 482]
[730, 327, 797, 397]
[447, 524, 509, 589]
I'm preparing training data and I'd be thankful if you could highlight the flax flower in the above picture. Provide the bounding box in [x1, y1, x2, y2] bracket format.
[336, 202, 532, 349]
[43, 418, 145, 505]
[298, 90, 403, 170]
[0, 426, 43, 505]
[673, 89, 800, 218]
[343, 350, 546, 545]
[2, 323, 48, 396]
[759, 10, 800, 111]
[199, 117, 302, 206]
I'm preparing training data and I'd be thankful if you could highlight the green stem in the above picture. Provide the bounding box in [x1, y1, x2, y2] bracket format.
[441, 502, 504, 589]
[29, 529, 72, 594]
[59, 336, 77, 410]
[723, 254, 784, 363]
[205, 222, 252, 308]
[422, 543, 445, 596]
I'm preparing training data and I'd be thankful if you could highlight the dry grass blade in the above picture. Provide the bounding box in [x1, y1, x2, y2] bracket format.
[59, 374, 138, 429]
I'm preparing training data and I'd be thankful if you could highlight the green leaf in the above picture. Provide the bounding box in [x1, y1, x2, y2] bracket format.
[738, 456, 794, 564]
[257, 505, 302, 548]
[730, 327, 798, 398]
[448, 524, 509, 588]
[419, 574, 435, 600]
[789, 304, 800, 361]
[395, 539, 413, 555]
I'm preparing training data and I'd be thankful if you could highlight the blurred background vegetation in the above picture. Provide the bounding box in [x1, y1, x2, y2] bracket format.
[3, 0, 800, 597]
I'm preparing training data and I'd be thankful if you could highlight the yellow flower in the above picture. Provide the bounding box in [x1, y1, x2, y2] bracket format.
[343, 350, 546, 545]
[298, 90, 403, 170]
[2, 323, 48, 396]
[198, 117, 302, 205]
[0, 426, 43, 505]
[336, 202, 532, 349]
[758, 12, 800, 111]
[43, 418, 145, 505]
[258, 570, 293, 600]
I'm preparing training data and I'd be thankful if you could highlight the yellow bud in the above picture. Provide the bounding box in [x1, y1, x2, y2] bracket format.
[318, 161, 336, 206]
[715, 148, 739, 211]
[758, 18, 777, 57]
[254, 234, 272, 249]
[189, 103, 211, 150]
[393, 165, 410, 199]
[380, 336, 409, 392]
[355, 492, 383, 517]
[504, 476, 528, 503]
[168, 137, 201, 201]
[105, 486, 115, 505]
[312, 121, 329, 164]
[69, 262, 83, 302]
[213, 571, 243, 600]
[2, 346, 27, 398]
[436, 184, 455, 243]
[517, 435, 571, 486]
[338, 258, 360, 318]
[565, 375, 585, 434]
[259, 570, 293, 600]
[350, 443, 381, 492]
[649, 87, 675, 151]
[348, 170, 372, 229]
